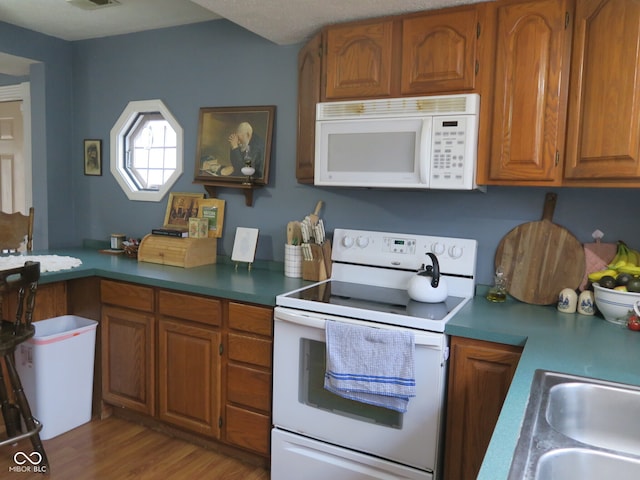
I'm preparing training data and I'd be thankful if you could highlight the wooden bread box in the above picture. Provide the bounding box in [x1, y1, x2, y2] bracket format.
[138, 234, 217, 268]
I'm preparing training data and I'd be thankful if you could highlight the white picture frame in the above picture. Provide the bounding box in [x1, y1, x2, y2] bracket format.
[231, 227, 259, 264]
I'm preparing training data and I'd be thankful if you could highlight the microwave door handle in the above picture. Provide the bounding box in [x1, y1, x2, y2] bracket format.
[419, 118, 432, 185]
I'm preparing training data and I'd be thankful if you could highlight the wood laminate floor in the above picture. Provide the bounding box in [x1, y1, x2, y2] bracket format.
[0, 417, 270, 479]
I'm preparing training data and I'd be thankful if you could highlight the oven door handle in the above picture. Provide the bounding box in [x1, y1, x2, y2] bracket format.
[274, 307, 445, 349]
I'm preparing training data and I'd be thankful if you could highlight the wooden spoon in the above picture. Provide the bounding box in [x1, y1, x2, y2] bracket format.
[309, 201, 323, 226]
[286, 221, 296, 245]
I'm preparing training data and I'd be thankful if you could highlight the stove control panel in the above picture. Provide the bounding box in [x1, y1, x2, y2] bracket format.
[332, 228, 477, 276]
[382, 237, 416, 255]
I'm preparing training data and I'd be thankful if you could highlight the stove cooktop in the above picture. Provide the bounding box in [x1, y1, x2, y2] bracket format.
[277, 280, 467, 330]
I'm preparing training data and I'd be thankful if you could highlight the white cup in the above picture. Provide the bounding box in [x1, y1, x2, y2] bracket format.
[557, 288, 578, 313]
[284, 244, 302, 278]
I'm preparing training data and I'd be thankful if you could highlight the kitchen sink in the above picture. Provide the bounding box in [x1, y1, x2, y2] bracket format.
[508, 370, 640, 479]
[535, 448, 640, 480]
[546, 381, 640, 456]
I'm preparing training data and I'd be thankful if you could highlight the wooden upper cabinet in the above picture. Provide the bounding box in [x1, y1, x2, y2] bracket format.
[324, 20, 395, 100]
[401, 7, 480, 95]
[296, 32, 322, 184]
[486, 0, 572, 184]
[564, 0, 640, 183]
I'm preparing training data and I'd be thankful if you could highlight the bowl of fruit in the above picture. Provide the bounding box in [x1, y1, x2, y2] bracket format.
[589, 241, 640, 324]
[593, 276, 640, 325]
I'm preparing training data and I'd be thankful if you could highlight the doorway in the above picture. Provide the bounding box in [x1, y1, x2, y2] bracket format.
[0, 83, 32, 215]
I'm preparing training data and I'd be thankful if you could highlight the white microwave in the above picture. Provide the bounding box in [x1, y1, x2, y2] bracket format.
[314, 93, 480, 190]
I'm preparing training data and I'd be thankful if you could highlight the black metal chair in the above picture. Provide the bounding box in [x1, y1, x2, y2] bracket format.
[0, 261, 48, 473]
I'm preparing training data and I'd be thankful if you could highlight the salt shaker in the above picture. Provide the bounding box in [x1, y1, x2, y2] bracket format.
[577, 290, 595, 315]
[557, 288, 578, 313]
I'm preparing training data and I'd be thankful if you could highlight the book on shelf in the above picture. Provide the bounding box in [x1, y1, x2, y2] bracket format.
[151, 228, 188, 238]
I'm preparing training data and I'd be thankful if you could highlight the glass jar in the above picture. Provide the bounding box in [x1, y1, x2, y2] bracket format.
[486, 267, 507, 303]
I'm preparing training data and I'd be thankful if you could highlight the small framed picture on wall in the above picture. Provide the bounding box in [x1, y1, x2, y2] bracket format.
[84, 139, 102, 176]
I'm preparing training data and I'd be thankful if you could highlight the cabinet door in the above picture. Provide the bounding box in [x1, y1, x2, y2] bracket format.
[324, 20, 394, 100]
[6, 281, 67, 322]
[101, 305, 155, 415]
[158, 318, 221, 437]
[401, 7, 479, 95]
[487, 0, 572, 183]
[564, 0, 640, 181]
[443, 337, 522, 480]
[296, 32, 323, 184]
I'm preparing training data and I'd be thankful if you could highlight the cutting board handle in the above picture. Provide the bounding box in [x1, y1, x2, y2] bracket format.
[541, 192, 557, 221]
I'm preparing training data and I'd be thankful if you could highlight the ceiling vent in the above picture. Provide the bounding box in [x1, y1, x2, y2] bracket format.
[66, 0, 121, 10]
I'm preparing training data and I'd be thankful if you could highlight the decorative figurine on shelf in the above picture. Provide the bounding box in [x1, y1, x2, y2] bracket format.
[240, 153, 255, 185]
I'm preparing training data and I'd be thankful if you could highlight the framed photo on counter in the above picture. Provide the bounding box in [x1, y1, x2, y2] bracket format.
[163, 192, 205, 230]
[197, 198, 225, 238]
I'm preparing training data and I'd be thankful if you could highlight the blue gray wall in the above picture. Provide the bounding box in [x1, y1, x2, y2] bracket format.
[2, 19, 639, 285]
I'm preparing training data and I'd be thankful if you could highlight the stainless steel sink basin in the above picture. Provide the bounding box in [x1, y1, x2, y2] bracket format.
[546, 382, 640, 456]
[508, 370, 640, 479]
[535, 448, 640, 480]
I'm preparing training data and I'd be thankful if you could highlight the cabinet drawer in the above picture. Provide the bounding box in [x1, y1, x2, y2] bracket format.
[158, 290, 222, 326]
[227, 364, 271, 412]
[228, 302, 272, 336]
[228, 333, 272, 368]
[225, 404, 270, 455]
[101, 279, 154, 312]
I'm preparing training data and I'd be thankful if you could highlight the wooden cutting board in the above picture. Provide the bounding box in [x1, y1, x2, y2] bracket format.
[494, 192, 585, 305]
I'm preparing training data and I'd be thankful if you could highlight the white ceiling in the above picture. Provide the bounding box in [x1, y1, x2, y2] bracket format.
[1, 0, 484, 44]
[0, 0, 484, 75]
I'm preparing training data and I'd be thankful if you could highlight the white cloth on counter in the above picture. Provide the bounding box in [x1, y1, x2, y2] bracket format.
[324, 320, 416, 413]
[0, 255, 82, 272]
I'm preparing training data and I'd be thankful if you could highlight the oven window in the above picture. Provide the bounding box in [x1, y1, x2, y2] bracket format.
[299, 338, 402, 429]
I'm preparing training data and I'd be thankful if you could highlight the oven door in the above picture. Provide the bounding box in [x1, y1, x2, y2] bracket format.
[272, 306, 448, 474]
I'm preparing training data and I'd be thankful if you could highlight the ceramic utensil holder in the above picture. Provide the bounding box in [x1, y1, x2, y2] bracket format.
[284, 244, 302, 278]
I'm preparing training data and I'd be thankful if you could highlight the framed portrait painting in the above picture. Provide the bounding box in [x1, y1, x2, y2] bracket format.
[163, 192, 205, 230]
[84, 139, 102, 176]
[194, 105, 275, 185]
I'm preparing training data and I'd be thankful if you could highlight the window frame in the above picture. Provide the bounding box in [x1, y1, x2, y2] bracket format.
[110, 99, 183, 201]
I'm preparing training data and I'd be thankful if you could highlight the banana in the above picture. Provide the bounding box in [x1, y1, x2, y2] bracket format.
[616, 264, 640, 276]
[628, 248, 639, 267]
[588, 268, 619, 282]
[609, 242, 629, 268]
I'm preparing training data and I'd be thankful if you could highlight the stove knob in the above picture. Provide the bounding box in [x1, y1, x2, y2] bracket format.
[342, 236, 354, 248]
[431, 242, 446, 256]
[356, 236, 369, 248]
[449, 245, 463, 259]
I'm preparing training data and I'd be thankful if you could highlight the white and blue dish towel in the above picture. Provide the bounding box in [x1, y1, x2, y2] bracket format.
[324, 320, 416, 413]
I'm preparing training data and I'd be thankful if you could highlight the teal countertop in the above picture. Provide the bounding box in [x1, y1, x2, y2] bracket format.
[30, 248, 310, 306]
[22, 249, 640, 477]
[447, 294, 640, 480]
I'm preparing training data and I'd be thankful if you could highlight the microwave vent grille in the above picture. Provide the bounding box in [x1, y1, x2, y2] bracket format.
[318, 94, 478, 120]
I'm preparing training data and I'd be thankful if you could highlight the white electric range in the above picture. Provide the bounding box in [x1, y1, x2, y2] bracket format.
[271, 228, 478, 480]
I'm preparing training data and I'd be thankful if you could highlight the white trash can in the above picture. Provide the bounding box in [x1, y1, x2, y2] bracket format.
[16, 315, 98, 440]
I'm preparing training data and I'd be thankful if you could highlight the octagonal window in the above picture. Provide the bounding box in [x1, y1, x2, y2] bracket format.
[110, 99, 183, 201]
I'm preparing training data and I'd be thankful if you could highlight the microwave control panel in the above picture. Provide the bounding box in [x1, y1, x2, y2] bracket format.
[430, 115, 478, 190]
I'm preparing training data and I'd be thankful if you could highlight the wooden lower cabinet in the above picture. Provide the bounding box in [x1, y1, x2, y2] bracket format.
[443, 336, 522, 480]
[224, 302, 273, 456]
[101, 304, 156, 415]
[158, 318, 221, 437]
[100, 280, 273, 459]
[6, 281, 67, 321]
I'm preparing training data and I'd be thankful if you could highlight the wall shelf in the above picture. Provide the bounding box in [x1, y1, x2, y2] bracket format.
[193, 180, 263, 207]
